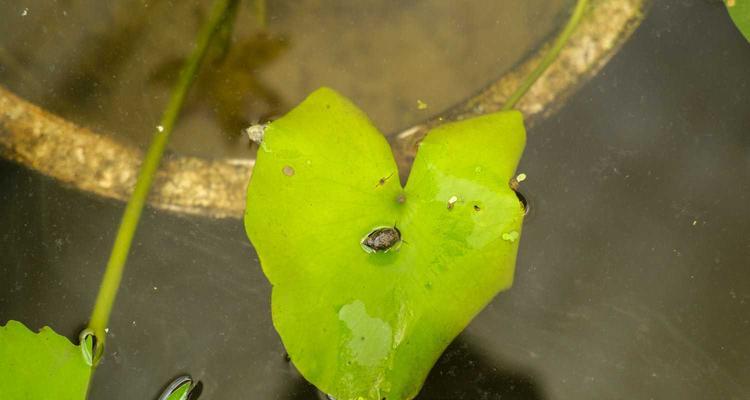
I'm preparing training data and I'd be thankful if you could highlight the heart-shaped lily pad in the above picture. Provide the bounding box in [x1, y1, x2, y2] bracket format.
[244, 88, 525, 400]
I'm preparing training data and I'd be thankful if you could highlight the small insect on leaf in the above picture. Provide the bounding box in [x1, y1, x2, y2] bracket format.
[376, 172, 394, 187]
[361, 226, 402, 253]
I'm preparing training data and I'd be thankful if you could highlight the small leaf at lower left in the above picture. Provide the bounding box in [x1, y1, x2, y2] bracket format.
[0, 320, 91, 399]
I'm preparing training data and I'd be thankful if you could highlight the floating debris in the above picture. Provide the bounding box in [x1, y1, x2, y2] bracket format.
[245, 123, 267, 145]
[447, 195, 458, 210]
[416, 99, 428, 110]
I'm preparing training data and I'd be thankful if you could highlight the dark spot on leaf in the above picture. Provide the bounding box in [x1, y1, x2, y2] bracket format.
[282, 165, 295, 176]
[473, 204, 481, 211]
[396, 193, 406, 204]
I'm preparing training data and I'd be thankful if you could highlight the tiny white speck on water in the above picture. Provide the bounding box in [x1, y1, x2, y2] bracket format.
[153, 286, 158, 290]
[105, 328, 109, 333]
[692, 220, 697, 226]
[21, 8, 29, 16]
[157, 125, 164, 132]
[517, 173, 527, 182]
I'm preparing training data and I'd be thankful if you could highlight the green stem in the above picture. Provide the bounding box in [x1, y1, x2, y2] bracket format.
[502, 0, 589, 111]
[87, 0, 237, 362]
[256, 0, 267, 29]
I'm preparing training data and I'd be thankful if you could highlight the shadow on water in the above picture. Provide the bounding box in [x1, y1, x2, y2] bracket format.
[282, 336, 545, 400]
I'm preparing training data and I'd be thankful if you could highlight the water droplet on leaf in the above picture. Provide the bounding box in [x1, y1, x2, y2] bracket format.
[502, 231, 520, 243]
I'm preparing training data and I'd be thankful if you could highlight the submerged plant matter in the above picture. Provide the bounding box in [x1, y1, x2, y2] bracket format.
[244, 88, 526, 399]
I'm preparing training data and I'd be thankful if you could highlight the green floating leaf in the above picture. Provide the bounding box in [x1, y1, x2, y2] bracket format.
[727, 0, 750, 42]
[0, 320, 91, 399]
[157, 375, 196, 400]
[245, 88, 525, 400]
[164, 382, 190, 400]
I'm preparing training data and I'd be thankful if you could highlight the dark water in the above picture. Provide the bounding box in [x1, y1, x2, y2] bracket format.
[1, 1, 750, 399]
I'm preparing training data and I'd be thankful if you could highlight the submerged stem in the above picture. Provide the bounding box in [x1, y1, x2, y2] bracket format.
[87, 0, 237, 363]
[502, 0, 589, 111]
[256, 0, 268, 29]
